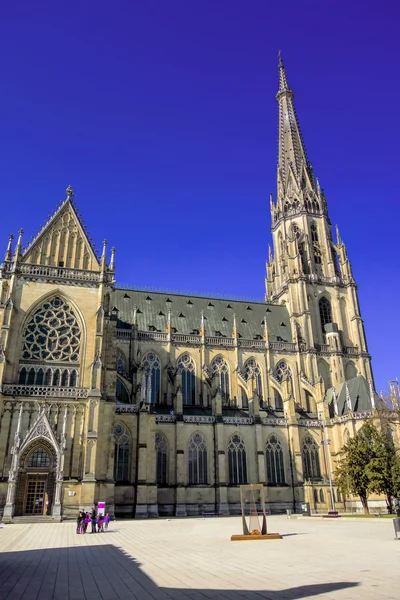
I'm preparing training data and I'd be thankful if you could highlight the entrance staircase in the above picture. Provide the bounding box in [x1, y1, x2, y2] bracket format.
[12, 515, 60, 524]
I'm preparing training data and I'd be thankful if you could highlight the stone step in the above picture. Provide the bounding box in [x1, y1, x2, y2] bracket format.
[11, 516, 59, 524]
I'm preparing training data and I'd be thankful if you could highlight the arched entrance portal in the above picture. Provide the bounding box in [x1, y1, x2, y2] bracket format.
[15, 439, 57, 516]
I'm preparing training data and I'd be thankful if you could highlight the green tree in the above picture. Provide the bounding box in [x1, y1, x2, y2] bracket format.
[366, 424, 397, 512]
[334, 421, 376, 514]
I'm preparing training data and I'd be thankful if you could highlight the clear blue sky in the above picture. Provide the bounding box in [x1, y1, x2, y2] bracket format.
[1, 1, 399, 391]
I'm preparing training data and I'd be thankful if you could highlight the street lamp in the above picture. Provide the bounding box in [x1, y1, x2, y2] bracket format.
[319, 414, 336, 513]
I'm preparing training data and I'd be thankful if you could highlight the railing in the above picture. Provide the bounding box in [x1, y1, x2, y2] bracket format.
[1, 384, 88, 398]
[205, 336, 235, 347]
[298, 419, 321, 427]
[344, 346, 358, 355]
[268, 341, 297, 352]
[115, 404, 140, 413]
[137, 331, 168, 342]
[262, 417, 287, 426]
[173, 334, 202, 345]
[239, 339, 265, 350]
[223, 416, 253, 425]
[117, 329, 132, 339]
[315, 343, 330, 353]
[19, 263, 110, 283]
[183, 415, 215, 424]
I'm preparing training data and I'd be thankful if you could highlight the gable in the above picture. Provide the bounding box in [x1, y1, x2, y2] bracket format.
[22, 198, 100, 271]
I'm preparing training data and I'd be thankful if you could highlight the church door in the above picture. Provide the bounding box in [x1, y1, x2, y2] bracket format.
[24, 474, 48, 515]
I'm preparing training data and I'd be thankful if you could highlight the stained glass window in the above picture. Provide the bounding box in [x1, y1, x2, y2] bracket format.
[142, 353, 161, 403]
[155, 432, 168, 485]
[211, 356, 230, 401]
[302, 436, 321, 481]
[22, 296, 81, 362]
[177, 354, 196, 406]
[243, 359, 263, 398]
[114, 423, 130, 482]
[228, 434, 247, 485]
[266, 436, 285, 484]
[188, 433, 208, 484]
[28, 448, 51, 468]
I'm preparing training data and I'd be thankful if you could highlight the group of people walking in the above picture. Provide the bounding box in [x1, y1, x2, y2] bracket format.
[76, 507, 110, 534]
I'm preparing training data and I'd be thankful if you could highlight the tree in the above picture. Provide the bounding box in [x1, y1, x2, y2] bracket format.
[335, 422, 376, 514]
[365, 424, 397, 513]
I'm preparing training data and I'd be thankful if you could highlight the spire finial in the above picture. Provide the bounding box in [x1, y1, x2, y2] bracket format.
[232, 313, 237, 339]
[268, 243, 273, 263]
[101, 239, 107, 267]
[336, 224, 341, 246]
[66, 185, 74, 199]
[166, 306, 172, 334]
[110, 246, 115, 272]
[4, 234, 14, 261]
[278, 49, 283, 67]
[133, 304, 138, 326]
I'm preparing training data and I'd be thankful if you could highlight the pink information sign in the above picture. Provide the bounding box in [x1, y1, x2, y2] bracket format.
[97, 502, 105, 516]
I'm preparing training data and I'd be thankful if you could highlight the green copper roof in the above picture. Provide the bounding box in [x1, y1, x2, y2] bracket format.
[113, 289, 291, 342]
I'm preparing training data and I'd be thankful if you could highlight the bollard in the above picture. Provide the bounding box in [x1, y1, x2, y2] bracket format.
[392, 517, 400, 540]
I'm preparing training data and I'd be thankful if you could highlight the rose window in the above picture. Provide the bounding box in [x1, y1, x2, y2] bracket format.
[22, 296, 81, 362]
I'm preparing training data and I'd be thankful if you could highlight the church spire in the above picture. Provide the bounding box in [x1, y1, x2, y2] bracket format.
[276, 54, 311, 193]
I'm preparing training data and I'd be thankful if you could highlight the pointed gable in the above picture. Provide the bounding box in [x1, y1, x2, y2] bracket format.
[22, 188, 100, 271]
[19, 410, 60, 455]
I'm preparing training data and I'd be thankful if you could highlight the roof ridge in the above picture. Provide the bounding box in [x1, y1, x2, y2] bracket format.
[115, 286, 270, 305]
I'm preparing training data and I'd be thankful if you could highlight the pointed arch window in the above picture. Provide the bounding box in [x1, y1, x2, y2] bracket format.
[188, 433, 208, 484]
[243, 359, 263, 399]
[302, 436, 321, 481]
[142, 352, 161, 404]
[310, 223, 322, 264]
[177, 354, 196, 406]
[266, 435, 285, 485]
[116, 378, 130, 404]
[114, 423, 130, 482]
[319, 297, 332, 333]
[28, 448, 51, 468]
[211, 356, 230, 401]
[155, 432, 168, 486]
[228, 434, 248, 485]
[274, 361, 291, 384]
[116, 349, 127, 378]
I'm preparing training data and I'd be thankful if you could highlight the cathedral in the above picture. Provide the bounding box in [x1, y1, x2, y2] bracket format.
[0, 59, 379, 521]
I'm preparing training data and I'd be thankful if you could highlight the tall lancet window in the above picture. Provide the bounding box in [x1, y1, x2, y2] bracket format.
[155, 432, 168, 486]
[188, 433, 208, 484]
[243, 359, 263, 399]
[310, 223, 322, 265]
[228, 434, 248, 485]
[114, 423, 131, 482]
[266, 436, 285, 485]
[319, 297, 332, 334]
[211, 356, 230, 402]
[302, 436, 321, 481]
[177, 354, 196, 405]
[142, 352, 161, 403]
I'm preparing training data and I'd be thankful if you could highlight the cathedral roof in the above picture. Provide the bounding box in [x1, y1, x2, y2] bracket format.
[325, 375, 381, 415]
[113, 288, 291, 342]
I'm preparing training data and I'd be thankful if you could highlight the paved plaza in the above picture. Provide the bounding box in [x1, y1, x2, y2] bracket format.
[0, 515, 398, 600]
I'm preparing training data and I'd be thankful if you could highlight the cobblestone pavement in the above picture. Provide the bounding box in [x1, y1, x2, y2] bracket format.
[0, 515, 398, 600]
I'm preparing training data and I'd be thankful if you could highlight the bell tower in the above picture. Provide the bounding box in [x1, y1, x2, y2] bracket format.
[266, 56, 372, 389]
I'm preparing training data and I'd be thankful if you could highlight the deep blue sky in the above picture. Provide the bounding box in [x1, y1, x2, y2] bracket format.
[1, 1, 399, 391]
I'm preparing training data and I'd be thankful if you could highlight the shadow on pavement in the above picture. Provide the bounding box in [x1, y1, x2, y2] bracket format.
[0, 544, 359, 600]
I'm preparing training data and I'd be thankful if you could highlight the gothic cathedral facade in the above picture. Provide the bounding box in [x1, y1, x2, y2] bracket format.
[0, 60, 378, 521]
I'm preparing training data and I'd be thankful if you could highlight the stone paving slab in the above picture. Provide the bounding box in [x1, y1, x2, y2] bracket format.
[0, 515, 399, 599]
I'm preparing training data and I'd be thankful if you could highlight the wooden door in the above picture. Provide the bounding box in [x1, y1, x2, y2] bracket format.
[24, 474, 47, 515]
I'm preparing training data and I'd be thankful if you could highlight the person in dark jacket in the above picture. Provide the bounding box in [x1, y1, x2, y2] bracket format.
[90, 507, 97, 533]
